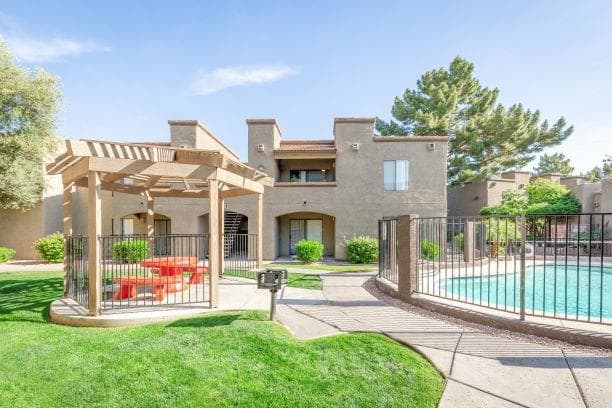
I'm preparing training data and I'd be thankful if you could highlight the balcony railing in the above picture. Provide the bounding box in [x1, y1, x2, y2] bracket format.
[276, 175, 335, 183]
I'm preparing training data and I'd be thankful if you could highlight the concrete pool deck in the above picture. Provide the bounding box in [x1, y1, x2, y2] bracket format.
[279, 273, 612, 408]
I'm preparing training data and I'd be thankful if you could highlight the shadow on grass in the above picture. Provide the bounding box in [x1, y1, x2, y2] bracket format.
[167, 310, 266, 328]
[0, 276, 63, 323]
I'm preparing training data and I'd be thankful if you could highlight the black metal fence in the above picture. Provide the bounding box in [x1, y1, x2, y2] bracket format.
[223, 233, 258, 279]
[64, 233, 259, 311]
[378, 218, 398, 283]
[379, 213, 612, 325]
[65, 236, 88, 307]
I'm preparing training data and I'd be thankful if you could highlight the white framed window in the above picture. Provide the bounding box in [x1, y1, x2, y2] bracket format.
[121, 218, 134, 235]
[383, 160, 409, 191]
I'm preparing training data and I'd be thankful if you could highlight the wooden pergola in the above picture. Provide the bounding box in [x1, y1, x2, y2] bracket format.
[47, 139, 272, 316]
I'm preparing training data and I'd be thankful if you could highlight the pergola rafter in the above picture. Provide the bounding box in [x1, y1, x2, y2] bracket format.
[47, 139, 270, 316]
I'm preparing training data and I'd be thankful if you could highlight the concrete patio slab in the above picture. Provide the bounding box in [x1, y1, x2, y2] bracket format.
[439, 379, 522, 408]
[563, 350, 612, 408]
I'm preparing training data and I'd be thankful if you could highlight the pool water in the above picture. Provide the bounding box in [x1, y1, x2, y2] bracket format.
[441, 264, 612, 320]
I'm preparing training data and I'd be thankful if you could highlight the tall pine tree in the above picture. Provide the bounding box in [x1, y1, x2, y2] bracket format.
[377, 57, 573, 187]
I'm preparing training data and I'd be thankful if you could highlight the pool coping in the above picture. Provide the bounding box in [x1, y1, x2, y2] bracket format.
[376, 277, 612, 350]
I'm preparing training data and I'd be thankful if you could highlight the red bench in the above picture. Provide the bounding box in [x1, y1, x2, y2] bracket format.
[182, 266, 209, 284]
[114, 275, 187, 301]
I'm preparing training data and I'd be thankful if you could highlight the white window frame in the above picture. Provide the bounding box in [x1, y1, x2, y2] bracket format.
[383, 160, 409, 191]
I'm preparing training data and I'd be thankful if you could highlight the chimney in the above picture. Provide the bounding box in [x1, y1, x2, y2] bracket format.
[168, 120, 239, 160]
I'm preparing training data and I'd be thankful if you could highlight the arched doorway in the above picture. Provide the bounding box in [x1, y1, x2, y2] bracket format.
[276, 211, 335, 258]
[197, 211, 249, 258]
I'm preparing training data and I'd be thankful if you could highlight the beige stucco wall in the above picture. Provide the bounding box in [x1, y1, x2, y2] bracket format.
[448, 182, 488, 216]
[601, 179, 612, 213]
[0, 169, 64, 259]
[228, 119, 449, 259]
[6, 117, 449, 261]
[561, 177, 601, 213]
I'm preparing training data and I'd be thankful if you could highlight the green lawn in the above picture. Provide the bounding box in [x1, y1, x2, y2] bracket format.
[0, 272, 443, 407]
[268, 263, 378, 272]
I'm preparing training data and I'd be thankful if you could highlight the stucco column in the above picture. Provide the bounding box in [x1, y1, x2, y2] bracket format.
[208, 179, 219, 307]
[256, 193, 263, 268]
[218, 197, 225, 277]
[464, 221, 474, 263]
[146, 193, 155, 257]
[397, 214, 417, 301]
[87, 171, 102, 316]
[62, 182, 73, 297]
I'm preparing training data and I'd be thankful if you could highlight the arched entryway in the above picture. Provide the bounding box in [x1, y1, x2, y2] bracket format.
[197, 211, 249, 258]
[276, 211, 335, 258]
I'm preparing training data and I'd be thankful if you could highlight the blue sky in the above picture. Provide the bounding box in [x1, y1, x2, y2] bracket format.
[1, 0, 611, 173]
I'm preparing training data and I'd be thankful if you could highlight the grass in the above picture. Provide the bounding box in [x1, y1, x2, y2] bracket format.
[268, 263, 378, 272]
[224, 270, 322, 290]
[0, 272, 444, 407]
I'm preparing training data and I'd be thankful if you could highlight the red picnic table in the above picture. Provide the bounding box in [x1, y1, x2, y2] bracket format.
[113, 257, 208, 301]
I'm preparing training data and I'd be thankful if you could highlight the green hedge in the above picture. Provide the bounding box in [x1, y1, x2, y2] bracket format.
[113, 240, 149, 263]
[34, 232, 64, 263]
[346, 236, 378, 264]
[0, 246, 16, 263]
[420, 240, 440, 261]
[295, 240, 324, 263]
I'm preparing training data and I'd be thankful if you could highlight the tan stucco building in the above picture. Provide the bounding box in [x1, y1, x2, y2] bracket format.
[448, 170, 611, 216]
[0, 117, 449, 260]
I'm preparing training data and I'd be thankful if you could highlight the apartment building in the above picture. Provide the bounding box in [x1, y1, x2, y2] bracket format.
[448, 170, 611, 216]
[0, 117, 449, 260]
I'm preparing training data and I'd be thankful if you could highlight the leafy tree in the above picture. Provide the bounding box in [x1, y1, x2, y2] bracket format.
[480, 178, 581, 215]
[0, 40, 61, 210]
[376, 57, 573, 187]
[534, 153, 574, 176]
[585, 155, 612, 182]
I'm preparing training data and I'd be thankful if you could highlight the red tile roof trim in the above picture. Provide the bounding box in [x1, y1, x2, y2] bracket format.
[275, 140, 336, 152]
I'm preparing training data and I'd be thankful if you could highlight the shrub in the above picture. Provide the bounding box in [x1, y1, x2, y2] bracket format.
[0, 246, 16, 263]
[295, 240, 324, 263]
[420, 240, 440, 261]
[113, 239, 149, 263]
[452, 233, 464, 251]
[34, 232, 64, 263]
[346, 236, 378, 264]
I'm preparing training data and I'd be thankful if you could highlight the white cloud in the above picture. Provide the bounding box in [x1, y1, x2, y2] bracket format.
[190, 65, 296, 95]
[3, 34, 111, 62]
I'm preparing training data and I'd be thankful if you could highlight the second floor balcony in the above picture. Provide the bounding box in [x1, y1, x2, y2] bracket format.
[275, 159, 336, 186]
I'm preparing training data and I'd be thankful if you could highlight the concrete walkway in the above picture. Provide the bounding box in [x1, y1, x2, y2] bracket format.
[278, 273, 612, 408]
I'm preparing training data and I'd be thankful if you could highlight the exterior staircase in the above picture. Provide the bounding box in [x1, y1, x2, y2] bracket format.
[223, 211, 244, 257]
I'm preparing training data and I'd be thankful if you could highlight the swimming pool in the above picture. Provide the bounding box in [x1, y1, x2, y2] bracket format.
[440, 264, 612, 320]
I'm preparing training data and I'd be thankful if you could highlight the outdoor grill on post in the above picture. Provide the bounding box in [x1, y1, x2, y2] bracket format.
[257, 268, 288, 320]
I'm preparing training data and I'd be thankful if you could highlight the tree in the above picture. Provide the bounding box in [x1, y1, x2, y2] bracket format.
[376, 57, 573, 187]
[534, 153, 574, 176]
[480, 178, 581, 215]
[585, 155, 612, 182]
[0, 40, 61, 210]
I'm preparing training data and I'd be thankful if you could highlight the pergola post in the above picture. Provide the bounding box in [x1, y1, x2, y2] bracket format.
[208, 178, 220, 307]
[62, 182, 73, 297]
[218, 197, 225, 277]
[256, 193, 263, 268]
[146, 192, 155, 257]
[87, 171, 102, 316]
